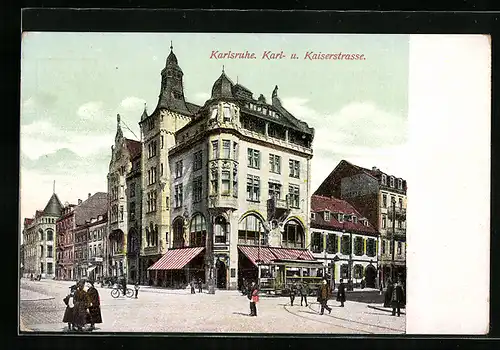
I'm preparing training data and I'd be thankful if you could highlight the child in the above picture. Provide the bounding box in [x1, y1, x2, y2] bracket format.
[62, 285, 76, 331]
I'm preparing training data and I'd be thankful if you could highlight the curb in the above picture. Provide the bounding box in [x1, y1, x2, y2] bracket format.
[20, 297, 55, 302]
[367, 304, 406, 315]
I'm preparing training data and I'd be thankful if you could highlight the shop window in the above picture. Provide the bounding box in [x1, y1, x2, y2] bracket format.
[282, 220, 304, 248]
[238, 215, 266, 246]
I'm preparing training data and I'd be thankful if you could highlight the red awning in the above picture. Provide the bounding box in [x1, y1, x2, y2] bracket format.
[147, 247, 205, 270]
[270, 247, 315, 261]
[238, 245, 316, 266]
[238, 246, 276, 265]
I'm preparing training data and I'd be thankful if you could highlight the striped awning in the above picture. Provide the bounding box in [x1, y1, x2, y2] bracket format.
[238, 246, 276, 266]
[147, 247, 205, 271]
[270, 247, 315, 261]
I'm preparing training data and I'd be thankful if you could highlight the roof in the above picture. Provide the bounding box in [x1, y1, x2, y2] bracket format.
[35, 210, 44, 218]
[74, 192, 108, 227]
[211, 71, 235, 99]
[24, 218, 34, 226]
[43, 193, 63, 216]
[125, 138, 141, 159]
[311, 195, 378, 234]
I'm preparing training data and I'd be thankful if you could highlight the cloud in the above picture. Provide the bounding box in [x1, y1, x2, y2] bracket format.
[120, 96, 146, 111]
[281, 98, 409, 192]
[192, 92, 210, 105]
[77, 101, 106, 121]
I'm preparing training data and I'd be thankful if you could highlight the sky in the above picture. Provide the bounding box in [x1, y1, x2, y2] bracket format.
[20, 32, 409, 230]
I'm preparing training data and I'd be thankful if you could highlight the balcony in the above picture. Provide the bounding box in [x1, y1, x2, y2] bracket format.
[386, 227, 406, 238]
[208, 195, 238, 210]
[143, 246, 159, 256]
[387, 207, 407, 221]
[267, 197, 290, 220]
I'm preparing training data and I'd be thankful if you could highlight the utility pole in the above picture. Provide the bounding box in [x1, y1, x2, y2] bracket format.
[391, 199, 396, 281]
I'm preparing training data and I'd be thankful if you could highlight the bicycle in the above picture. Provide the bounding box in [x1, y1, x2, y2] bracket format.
[111, 286, 134, 298]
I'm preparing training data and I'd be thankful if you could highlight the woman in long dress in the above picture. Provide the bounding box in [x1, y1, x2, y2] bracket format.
[62, 285, 76, 331]
[87, 280, 102, 330]
[72, 280, 90, 331]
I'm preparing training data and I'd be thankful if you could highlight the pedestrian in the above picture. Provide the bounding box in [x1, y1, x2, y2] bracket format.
[190, 279, 196, 294]
[391, 278, 405, 317]
[62, 285, 76, 331]
[72, 280, 90, 332]
[134, 282, 140, 299]
[336, 278, 346, 307]
[121, 276, 127, 297]
[384, 278, 394, 308]
[289, 282, 296, 306]
[30, 273, 33, 281]
[86, 280, 102, 331]
[299, 281, 309, 307]
[247, 281, 259, 316]
[317, 279, 332, 315]
[198, 278, 203, 293]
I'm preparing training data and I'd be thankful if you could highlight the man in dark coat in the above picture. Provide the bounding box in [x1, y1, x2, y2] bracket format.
[336, 278, 346, 307]
[391, 279, 405, 316]
[86, 280, 102, 330]
[317, 279, 332, 315]
[289, 282, 297, 306]
[198, 278, 203, 293]
[121, 276, 127, 296]
[299, 281, 309, 307]
[384, 279, 394, 308]
[190, 279, 196, 294]
[72, 280, 90, 331]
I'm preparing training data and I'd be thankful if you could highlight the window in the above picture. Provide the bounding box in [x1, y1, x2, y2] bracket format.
[119, 206, 124, 221]
[268, 181, 281, 200]
[190, 214, 207, 247]
[311, 232, 322, 253]
[193, 176, 202, 202]
[382, 215, 387, 229]
[326, 234, 338, 254]
[340, 265, 348, 279]
[324, 211, 331, 221]
[214, 216, 229, 244]
[175, 160, 183, 178]
[223, 106, 231, 122]
[397, 242, 402, 256]
[39, 229, 44, 241]
[389, 176, 395, 188]
[222, 140, 231, 159]
[194, 150, 203, 171]
[399, 198, 403, 209]
[381, 174, 387, 185]
[147, 191, 157, 213]
[173, 218, 184, 248]
[398, 179, 403, 190]
[289, 159, 300, 178]
[238, 215, 266, 245]
[212, 140, 219, 159]
[233, 142, 238, 160]
[353, 216, 357, 224]
[341, 236, 351, 255]
[282, 220, 304, 248]
[161, 163, 163, 176]
[47, 263, 53, 274]
[338, 214, 344, 223]
[353, 265, 364, 279]
[246, 175, 260, 202]
[46, 230, 53, 241]
[211, 170, 218, 194]
[269, 154, 281, 174]
[398, 220, 403, 229]
[130, 183, 136, 197]
[367, 239, 376, 257]
[221, 171, 231, 195]
[247, 148, 260, 169]
[311, 212, 316, 220]
[148, 140, 157, 158]
[233, 165, 238, 198]
[354, 237, 363, 256]
[288, 185, 300, 208]
[382, 194, 387, 208]
[174, 184, 183, 208]
[129, 202, 136, 221]
[47, 246, 53, 258]
[161, 135, 164, 149]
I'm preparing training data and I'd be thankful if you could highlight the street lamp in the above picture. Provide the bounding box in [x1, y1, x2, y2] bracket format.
[391, 198, 396, 281]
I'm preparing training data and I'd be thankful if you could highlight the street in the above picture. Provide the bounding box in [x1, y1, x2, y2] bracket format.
[19, 279, 405, 334]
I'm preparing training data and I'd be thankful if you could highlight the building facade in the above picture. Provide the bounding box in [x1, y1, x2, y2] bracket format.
[107, 114, 141, 280]
[144, 48, 315, 290]
[56, 204, 76, 280]
[126, 149, 142, 283]
[310, 195, 380, 288]
[74, 223, 89, 280]
[87, 213, 107, 281]
[314, 160, 407, 285]
[22, 193, 63, 279]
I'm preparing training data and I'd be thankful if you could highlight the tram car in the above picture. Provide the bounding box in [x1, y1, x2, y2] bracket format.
[257, 259, 329, 296]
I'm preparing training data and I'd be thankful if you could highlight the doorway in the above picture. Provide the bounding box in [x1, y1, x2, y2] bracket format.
[216, 259, 227, 289]
[365, 265, 377, 288]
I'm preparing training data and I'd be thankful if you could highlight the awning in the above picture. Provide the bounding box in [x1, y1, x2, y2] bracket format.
[87, 266, 97, 273]
[238, 246, 276, 266]
[269, 247, 315, 261]
[148, 247, 205, 271]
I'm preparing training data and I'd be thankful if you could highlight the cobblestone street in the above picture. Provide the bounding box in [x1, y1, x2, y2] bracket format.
[19, 279, 405, 334]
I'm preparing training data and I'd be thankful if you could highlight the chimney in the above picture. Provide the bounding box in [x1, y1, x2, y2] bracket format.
[78, 199, 82, 205]
[372, 166, 378, 171]
[88, 193, 91, 198]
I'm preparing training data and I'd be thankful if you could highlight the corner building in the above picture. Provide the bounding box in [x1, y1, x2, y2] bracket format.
[146, 47, 315, 290]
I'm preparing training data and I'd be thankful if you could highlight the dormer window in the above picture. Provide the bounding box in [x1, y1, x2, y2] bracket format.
[381, 174, 387, 185]
[223, 105, 231, 122]
[324, 211, 331, 221]
[338, 214, 344, 223]
[398, 179, 403, 190]
[389, 176, 395, 188]
[352, 216, 357, 224]
[311, 212, 316, 220]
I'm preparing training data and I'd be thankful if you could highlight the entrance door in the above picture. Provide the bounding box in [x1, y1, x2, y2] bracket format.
[365, 265, 376, 288]
[216, 260, 227, 289]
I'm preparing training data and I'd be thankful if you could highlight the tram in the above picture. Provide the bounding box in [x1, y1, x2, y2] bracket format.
[257, 259, 328, 296]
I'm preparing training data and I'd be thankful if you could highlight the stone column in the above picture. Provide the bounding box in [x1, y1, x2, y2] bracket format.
[228, 211, 238, 290]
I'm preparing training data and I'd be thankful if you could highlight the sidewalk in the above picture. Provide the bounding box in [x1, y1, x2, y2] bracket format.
[20, 288, 54, 301]
[367, 304, 406, 315]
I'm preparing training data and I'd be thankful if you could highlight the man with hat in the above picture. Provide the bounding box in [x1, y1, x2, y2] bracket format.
[86, 280, 102, 330]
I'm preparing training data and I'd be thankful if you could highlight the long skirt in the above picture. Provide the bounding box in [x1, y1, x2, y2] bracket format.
[89, 305, 103, 324]
[62, 306, 73, 323]
[72, 302, 89, 327]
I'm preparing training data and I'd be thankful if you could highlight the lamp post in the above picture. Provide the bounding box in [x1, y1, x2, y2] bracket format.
[391, 198, 396, 281]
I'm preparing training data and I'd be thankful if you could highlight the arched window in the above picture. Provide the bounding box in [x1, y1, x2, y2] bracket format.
[238, 214, 266, 245]
[128, 229, 139, 254]
[145, 227, 150, 247]
[46, 229, 53, 241]
[282, 220, 304, 248]
[39, 229, 44, 241]
[190, 214, 207, 247]
[172, 217, 184, 248]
